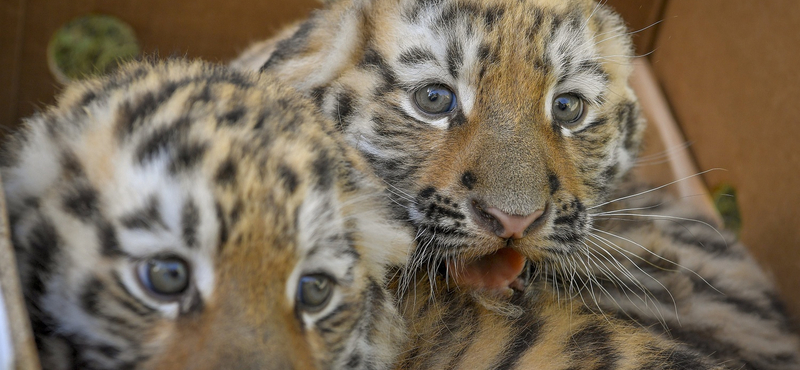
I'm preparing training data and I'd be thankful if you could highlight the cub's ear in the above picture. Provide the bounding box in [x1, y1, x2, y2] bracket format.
[253, 0, 366, 92]
[230, 0, 364, 72]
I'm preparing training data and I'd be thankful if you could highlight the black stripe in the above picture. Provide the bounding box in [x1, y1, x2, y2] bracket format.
[278, 164, 300, 194]
[618, 101, 640, 151]
[446, 40, 464, 79]
[61, 151, 86, 178]
[312, 148, 334, 190]
[546, 229, 584, 244]
[182, 198, 199, 249]
[120, 196, 167, 230]
[62, 184, 100, 221]
[80, 277, 105, 317]
[620, 312, 749, 369]
[252, 108, 274, 131]
[219, 107, 246, 126]
[80, 277, 144, 342]
[333, 89, 355, 130]
[666, 227, 731, 254]
[398, 47, 437, 65]
[310, 85, 328, 108]
[568, 322, 620, 370]
[115, 72, 254, 142]
[483, 6, 505, 28]
[98, 221, 124, 256]
[116, 84, 178, 140]
[261, 18, 316, 71]
[229, 199, 243, 227]
[317, 302, 358, 330]
[477, 43, 496, 65]
[78, 63, 149, 109]
[168, 141, 209, 174]
[215, 201, 229, 252]
[493, 312, 543, 369]
[431, 293, 479, 370]
[111, 272, 157, 316]
[134, 116, 192, 165]
[548, 173, 561, 195]
[660, 347, 715, 370]
[423, 202, 466, 221]
[23, 216, 60, 301]
[346, 351, 362, 368]
[360, 48, 398, 90]
[415, 224, 471, 239]
[215, 158, 238, 187]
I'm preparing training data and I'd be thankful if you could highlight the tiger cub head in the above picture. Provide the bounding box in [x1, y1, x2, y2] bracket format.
[1, 60, 408, 369]
[250, 0, 643, 294]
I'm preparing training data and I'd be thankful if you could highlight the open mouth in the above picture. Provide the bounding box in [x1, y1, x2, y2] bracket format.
[446, 247, 529, 294]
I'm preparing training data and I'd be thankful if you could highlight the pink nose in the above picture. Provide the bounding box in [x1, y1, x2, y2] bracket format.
[481, 207, 545, 239]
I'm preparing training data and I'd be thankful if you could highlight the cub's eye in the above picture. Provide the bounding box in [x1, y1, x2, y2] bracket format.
[137, 257, 190, 299]
[297, 274, 334, 312]
[552, 93, 585, 127]
[413, 84, 457, 115]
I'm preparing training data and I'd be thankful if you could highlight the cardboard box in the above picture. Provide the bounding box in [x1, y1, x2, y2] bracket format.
[1, 3, 797, 362]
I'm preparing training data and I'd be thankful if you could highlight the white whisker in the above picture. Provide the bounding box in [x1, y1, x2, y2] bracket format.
[591, 227, 722, 296]
[588, 168, 726, 210]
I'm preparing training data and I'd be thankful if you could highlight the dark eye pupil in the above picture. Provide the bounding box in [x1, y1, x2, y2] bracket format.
[414, 84, 456, 115]
[552, 93, 584, 125]
[141, 258, 189, 297]
[298, 275, 333, 312]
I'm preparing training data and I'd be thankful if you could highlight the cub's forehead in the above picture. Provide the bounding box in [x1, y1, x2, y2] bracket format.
[368, 0, 621, 111]
[379, 0, 619, 75]
[393, 0, 596, 34]
[3, 59, 360, 255]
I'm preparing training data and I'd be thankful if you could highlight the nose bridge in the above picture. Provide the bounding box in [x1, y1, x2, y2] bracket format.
[209, 255, 317, 370]
[151, 257, 317, 370]
[470, 108, 551, 214]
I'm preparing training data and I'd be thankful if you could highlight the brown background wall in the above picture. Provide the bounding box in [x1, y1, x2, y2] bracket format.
[1, 0, 798, 319]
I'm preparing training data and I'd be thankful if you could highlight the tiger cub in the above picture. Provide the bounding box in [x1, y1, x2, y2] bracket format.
[231, 0, 648, 297]
[233, 0, 800, 368]
[1, 59, 409, 369]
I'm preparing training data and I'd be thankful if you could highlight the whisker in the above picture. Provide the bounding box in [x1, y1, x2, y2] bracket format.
[588, 168, 726, 210]
[586, 235, 673, 327]
[588, 232, 679, 323]
[592, 213, 728, 251]
[590, 202, 666, 216]
[383, 181, 417, 204]
[636, 141, 694, 162]
[592, 19, 664, 46]
[591, 227, 722, 295]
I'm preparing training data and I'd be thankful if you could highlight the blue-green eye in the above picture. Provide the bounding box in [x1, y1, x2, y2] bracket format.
[552, 93, 585, 126]
[413, 84, 457, 115]
[297, 274, 334, 312]
[137, 257, 190, 299]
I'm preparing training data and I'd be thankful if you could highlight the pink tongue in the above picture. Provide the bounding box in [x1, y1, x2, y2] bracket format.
[447, 248, 526, 291]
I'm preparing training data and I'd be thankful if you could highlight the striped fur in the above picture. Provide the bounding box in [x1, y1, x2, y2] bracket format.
[234, 0, 800, 368]
[1, 59, 409, 369]
[394, 273, 725, 370]
[573, 187, 800, 370]
[233, 0, 644, 281]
